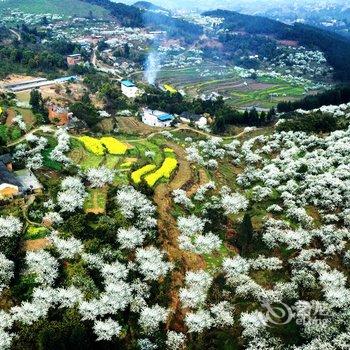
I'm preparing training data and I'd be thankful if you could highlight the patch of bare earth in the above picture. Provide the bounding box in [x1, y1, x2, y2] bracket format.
[117, 117, 160, 136]
[24, 238, 51, 251]
[153, 141, 205, 331]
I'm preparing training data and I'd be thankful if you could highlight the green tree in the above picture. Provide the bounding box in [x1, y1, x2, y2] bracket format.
[69, 101, 99, 127]
[30, 89, 48, 121]
[236, 213, 254, 256]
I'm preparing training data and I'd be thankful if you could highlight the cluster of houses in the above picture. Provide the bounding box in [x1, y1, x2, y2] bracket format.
[121, 80, 208, 128]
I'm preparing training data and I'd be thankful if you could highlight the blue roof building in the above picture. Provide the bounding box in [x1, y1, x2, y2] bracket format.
[121, 80, 136, 88]
[158, 114, 174, 122]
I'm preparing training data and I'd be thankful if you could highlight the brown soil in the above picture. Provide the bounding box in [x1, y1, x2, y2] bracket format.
[24, 238, 51, 251]
[153, 141, 205, 331]
[117, 117, 160, 136]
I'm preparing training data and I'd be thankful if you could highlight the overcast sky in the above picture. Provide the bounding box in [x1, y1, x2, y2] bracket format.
[116, 0, 349, 11]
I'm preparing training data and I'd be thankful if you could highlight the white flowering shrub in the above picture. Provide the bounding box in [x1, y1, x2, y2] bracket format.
[57, 176, 87, 213]
[14, 134, 47, 170]
[240, 311, 267, 339]
[86, 166, 115, 188]
[13, 115, 26, 131]
[139, 304, 169, 334]
[116, 186, 156, 229]
[166, 331, 186, 350]
[0, 216, 22, 238]
[49, 231, 84, 259]
[117, 226, 146, 250]
[172, 189, 194, 209]
[135, 247, 172, 281]
[50, 128, 71, 164]
[185, 309, 213, 333]
[220, 190, 249, 215]
[179, 271, 213, 309]
[25, 251, 58, 286]
[0, 253, 14, 293]
[93, 318, 122, 341]
[177, 215, 221, 254]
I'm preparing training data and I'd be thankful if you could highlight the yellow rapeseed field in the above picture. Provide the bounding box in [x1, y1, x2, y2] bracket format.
[145, 158, 178, 187]
[131, 164, 157, 184]
[79, 136, 105, 156]
[101, 137, 128, 155]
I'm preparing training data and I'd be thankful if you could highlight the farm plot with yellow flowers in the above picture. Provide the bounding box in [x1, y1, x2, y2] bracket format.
[131, 164, 157, 184]
[73, 133, 178, 187]
[145, 157, 178, 187]
[78, 136, 105, 156]
[78, 136, 128, 156]
[101, 137, 128, 155]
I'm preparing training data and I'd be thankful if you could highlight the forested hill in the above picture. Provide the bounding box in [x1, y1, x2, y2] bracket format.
[133, 1, 168, 12]
[82, 0, 144, 26]
[205, 10, 289, 35]
[205, 9, 350, 81]
[82, 0, 202, 41]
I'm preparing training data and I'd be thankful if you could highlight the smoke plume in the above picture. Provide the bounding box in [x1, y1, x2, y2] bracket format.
[144, 51, 161, 85]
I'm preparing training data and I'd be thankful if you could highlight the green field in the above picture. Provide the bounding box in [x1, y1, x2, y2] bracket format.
[84, 188, 107, 214]
[136, 63, 315, 110]
[0, 0, 109, 18]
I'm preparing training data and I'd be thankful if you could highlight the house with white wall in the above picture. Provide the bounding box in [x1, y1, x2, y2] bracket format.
[121, 80, 139, 98]
[142, 108, 175, 127]
[180, 112, 207, 128]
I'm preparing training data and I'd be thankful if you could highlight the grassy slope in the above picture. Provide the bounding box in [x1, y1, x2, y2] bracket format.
[0, 0, 110, 18]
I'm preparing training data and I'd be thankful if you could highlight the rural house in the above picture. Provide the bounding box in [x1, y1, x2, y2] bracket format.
[180, 111, 207, 128]
[0, 154, 21, 198]
[142, 108, 175, 127]
[121, 80, 139, 98]
[66, 54, 83, 66]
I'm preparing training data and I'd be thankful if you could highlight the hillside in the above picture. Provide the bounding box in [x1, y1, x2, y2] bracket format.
[133, 1, 168, 13]
[205, 9, 350, 81]
[82, 0, 144, 26]
[83, 0, 202, 39]
[0, 0, 110, 18]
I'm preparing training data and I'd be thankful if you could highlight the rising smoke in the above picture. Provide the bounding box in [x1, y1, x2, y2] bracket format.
[144, 51, 161, 85]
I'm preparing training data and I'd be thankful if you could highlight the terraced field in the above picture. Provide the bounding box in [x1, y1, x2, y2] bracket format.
[136, 63, 311, 109]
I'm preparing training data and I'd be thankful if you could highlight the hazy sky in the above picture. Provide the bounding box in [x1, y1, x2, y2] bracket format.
[117, 0, 349, 11]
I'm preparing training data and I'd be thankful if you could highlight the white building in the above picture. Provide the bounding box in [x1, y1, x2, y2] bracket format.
[180, 112, 207, 128]
[121, 80, 139, 98]
[142, 109, 175, 127]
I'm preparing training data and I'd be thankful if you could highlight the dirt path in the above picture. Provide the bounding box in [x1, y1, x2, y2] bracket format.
[21, 195, 51, 251]
[186, 168, 209, 198]
[7, 125, 55, 147]
[153, 141, 205, 331]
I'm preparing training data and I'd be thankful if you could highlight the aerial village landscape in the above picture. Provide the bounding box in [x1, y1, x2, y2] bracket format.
[1, 0, 350, 349]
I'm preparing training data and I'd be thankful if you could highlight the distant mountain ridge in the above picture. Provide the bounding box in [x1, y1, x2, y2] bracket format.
[82, 0, 203, 40]
[205, 9, 350, 81]
[133, 1, 168, 13]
